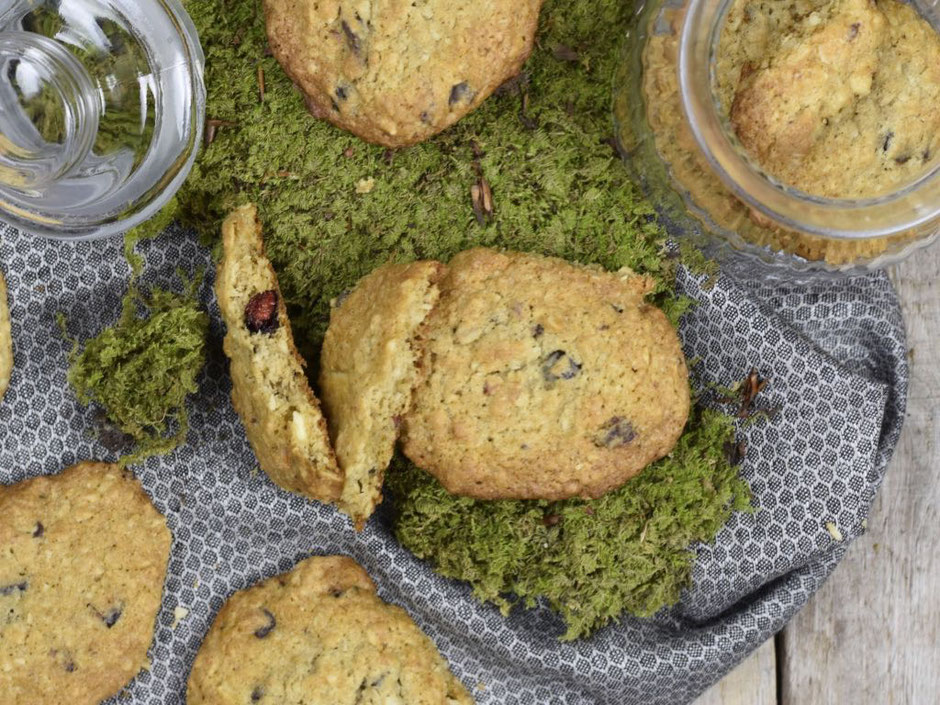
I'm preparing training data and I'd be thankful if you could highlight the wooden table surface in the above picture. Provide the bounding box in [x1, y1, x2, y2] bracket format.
[694, 243, 940, 704]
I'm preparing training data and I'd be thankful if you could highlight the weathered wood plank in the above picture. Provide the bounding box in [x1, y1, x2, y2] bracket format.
[693, 638, 777, 705]
[779, 244, 940, 704]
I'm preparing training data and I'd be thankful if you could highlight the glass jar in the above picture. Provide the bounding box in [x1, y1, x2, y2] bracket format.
[614, 0, 940, 277]
[0, 0, 204, 240]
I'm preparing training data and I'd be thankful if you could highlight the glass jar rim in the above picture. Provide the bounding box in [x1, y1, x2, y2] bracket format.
[677, 0, 940, 240]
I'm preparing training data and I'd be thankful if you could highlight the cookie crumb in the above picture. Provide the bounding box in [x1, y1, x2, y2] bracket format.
[172, 606, 189, 628]
[825, 521, 844, 542]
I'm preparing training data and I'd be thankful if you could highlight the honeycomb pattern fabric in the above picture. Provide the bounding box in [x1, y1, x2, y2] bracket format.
[0, 223, 906, 705]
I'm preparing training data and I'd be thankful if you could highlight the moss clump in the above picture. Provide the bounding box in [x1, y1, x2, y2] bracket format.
[64, 278, 208, 465]
[388, 407, 751, 641]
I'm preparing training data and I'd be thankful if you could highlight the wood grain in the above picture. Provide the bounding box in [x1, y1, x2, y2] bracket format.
[778, 244, 940, 704]
[693, 637, 777, 705]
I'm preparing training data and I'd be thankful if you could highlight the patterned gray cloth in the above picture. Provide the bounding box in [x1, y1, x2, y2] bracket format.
[0, 223, 907, 704]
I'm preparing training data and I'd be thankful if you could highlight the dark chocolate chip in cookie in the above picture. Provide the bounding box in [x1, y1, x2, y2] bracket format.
[89, 603, 123, 628]
[251, 685, 265, 701]
[0, 581, 28, 596]
[102, 606, 122, 628]
[245, 291, 279, 334]
[448, 82, 471, 106]
[32, 521, 44, 538]
[254, 608, 277, 638]
[594, 417, 636, 448]
[341, 20, 362, 56]
[542, 350, 582, 383]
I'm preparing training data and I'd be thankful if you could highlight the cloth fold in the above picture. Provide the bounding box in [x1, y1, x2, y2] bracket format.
[0, 224, 906, 704]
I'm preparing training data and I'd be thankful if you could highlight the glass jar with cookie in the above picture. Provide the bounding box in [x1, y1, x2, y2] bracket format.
[614, 0, 940, 276]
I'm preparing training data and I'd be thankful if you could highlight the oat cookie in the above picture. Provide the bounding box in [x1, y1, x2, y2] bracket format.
[0, 270, 11, 402]
[187, 555, 473, 704]
[0, 461, 171, 705]
[263, 0, 543, 147]
[320, 260, 445, 528]
[402, 248, 691, 500]
[216, 204, 343, 504]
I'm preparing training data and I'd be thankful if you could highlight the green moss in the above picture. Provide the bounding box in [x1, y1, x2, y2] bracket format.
[388, 407, 751, 641]
[64, 275, 209, 465]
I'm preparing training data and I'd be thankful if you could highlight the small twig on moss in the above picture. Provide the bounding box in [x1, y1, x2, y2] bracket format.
[469, 141, 494, 225]
[204, 119, 237, 148]
[519, 91, 537, 130]
[552, 44, 580, 62]
[737, 368, 768, 418]
[471, 180, 493, 226]
[711, 368, 779, 421]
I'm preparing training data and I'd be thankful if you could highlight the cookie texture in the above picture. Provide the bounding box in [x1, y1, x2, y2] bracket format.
[716, 0, 940, 198]
[263, 0, 543, 147]
[402, 248, 691, 500]
[216, 204, 343, 504]
[0, 461, 171, 705]
[187, 555, 473, 705]
[0, 270, 11, 402]
[320, 260, 445, 528]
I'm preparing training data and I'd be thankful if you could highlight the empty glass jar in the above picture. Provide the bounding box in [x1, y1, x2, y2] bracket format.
[0, 0, 204, 239]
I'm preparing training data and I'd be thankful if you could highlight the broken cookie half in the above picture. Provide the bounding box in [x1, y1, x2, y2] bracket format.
[216, 204, 343, 505]
[319, 260, 446, 528]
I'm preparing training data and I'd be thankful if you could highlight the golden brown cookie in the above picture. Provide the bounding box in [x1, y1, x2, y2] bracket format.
[186, 555, 473, 705]
[717, 0, 940, 198]
[0, 270, 11, 402]
[216, 204, 343, 504]
[263, 0, 543, 147]
[401, 248, 691, 500]
[320, 260, 445, 528]
[0, 461, 171, 705]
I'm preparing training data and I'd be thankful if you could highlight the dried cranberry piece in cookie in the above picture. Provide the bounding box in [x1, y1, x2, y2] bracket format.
[244, 290, 279, 334]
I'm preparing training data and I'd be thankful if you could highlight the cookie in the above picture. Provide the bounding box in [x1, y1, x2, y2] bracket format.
[402, 248, 691, 500]
[0, 461, 171, 705]
[717, 0, 940, 198]
[320, 260, 446, 528]
[0, 270, 11, 402]
[187, 555, 473, 704]
[263, 0, 543, 147]
[216, 204, 343, 504]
